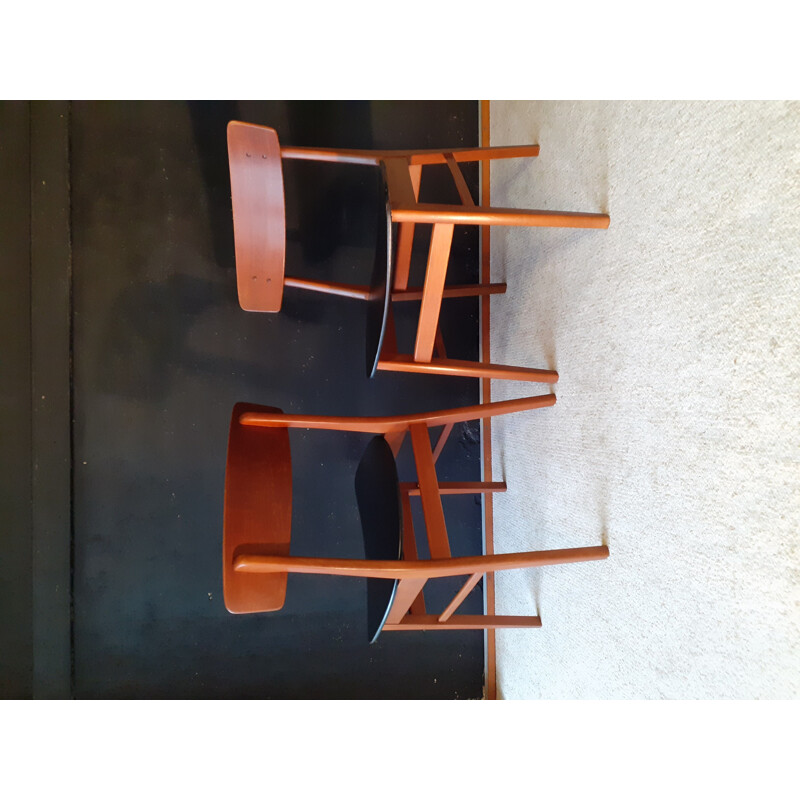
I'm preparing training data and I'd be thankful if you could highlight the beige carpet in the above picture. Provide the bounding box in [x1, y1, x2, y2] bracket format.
[488, 101, 800, 699]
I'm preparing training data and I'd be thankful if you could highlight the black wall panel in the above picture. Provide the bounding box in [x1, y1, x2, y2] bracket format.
[3, 100, 484, 699]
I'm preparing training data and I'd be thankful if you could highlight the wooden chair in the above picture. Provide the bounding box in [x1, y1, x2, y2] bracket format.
[223, 394, 609, 641]
[227, 120, 610, 384]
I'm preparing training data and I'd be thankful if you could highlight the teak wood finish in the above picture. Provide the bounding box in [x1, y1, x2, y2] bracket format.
[227, 120, 610, 384]
[223, 393, 610, 640]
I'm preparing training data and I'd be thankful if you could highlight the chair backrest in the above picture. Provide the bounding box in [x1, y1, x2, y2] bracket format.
[223, 403, 292, 613]
[227, 121, 286, 313]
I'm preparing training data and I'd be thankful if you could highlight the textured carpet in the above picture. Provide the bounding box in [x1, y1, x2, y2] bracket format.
[489, 101, 800, 699]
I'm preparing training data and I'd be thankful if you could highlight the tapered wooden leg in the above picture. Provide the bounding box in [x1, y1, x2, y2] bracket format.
[400, 481, 507, 496]
[404, 144, 541, 164]
[378, 355, 559, 383]
[234, 545, 610, 578]
[384, 614, 542, 630]
[279, 143, 542, 166]
[392, 204, 610, 229]
[239, 394, 557, 434]
[283, 276, 371, 300]
[392, 282, 507, 301]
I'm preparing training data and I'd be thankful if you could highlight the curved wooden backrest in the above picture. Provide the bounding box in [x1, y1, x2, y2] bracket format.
[227, 121, 286, 312]
[223, 402, 292, 613]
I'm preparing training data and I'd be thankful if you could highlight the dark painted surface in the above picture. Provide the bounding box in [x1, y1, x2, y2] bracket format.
[32, 100, 485, 699]
[0, 101, 33, 698]
[30, 101, 73, 698]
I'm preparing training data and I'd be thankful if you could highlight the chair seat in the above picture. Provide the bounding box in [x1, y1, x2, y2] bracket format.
[365, 165, 394, 378]
[228, 121, 287, 313]
[355, 435, 403, 642]
[223, 402, 292, 613]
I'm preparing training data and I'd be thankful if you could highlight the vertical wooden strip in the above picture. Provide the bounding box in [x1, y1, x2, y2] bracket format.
[480, 100, 497, 701]
[30, 101, 73, 698]
[0, 100, 33, 699]
[408, 423, 451, 559]
[413, 223, 454, 363]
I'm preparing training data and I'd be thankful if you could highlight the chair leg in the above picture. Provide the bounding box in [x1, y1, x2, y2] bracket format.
[377, 354, 559, 383]
[280, 143, 541, 166]
[392, 204, 610, 229]
[404, 144, 541, 164]
[392, 282, 507, 301]
[384, 614, 542, 631]
[400, 481, 507, 496]
[239, 394, 557, 434]
[235, 545, 608, 578]
[283, 276, 371, 300]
